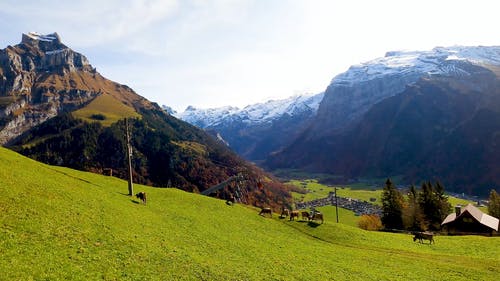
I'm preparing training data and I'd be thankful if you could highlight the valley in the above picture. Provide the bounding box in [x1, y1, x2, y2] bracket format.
[179, 46, 500, 197]
[1, 3, 499, 280]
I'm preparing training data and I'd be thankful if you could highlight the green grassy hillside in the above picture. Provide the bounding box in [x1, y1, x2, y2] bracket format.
[0, 147, 498, 280]
[72, 93, 140, 126]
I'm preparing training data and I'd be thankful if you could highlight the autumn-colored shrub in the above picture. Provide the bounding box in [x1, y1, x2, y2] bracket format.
[358, 214, 383, 231]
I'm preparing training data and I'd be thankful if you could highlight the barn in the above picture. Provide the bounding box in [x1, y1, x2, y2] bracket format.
[441, 204, 499, 235]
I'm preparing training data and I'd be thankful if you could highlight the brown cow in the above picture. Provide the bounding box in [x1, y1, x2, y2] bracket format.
[309, 211, 324, 224]
[289, 210, 300, 221]
[135, 192, 147, 204]
[301, 211, 310, 221]
[259, 207, 272, 217]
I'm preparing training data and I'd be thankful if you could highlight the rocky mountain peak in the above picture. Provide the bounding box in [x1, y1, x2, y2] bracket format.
[12, 32, 92, 73]
[0, 32, 96, 144]
[21, 32, 66, 52]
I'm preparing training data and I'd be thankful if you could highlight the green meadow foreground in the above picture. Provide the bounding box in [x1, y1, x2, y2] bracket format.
[0, 148, 498, 280]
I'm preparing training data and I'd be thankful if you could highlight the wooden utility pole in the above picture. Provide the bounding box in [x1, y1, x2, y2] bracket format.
[125, 118, 134, 196]
[335, 187, 339, 223]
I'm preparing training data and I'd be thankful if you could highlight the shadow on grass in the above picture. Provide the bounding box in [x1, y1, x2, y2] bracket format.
[46, 166, 101, 187]
[131, 200, 140, 204]
[307, 221, 322, 228]
[291, 220, 322, 228]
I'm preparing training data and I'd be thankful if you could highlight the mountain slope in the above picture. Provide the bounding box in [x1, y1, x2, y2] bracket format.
[0, 32, 151, 144]
[0, 33, 290, 206]
[177, 93, 324, 162]
[1, 147, 498, 280]
[266, 46, 500, 196]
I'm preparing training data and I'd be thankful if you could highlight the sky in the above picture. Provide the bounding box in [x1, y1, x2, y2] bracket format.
[1, 0, 499, 112]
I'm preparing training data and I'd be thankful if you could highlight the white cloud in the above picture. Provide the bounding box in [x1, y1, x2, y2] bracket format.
[1, 0, 499, 112]
[0, 0, 179, 47]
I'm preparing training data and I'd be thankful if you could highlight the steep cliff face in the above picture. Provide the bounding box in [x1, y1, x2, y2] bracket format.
[312, 72, 421, 136]
[0, 32, 98, 144]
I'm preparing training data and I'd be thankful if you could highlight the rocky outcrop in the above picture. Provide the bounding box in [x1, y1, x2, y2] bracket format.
[0, 32, 98, 144]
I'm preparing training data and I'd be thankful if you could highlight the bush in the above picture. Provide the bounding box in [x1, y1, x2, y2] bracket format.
[358, 214, 382, 231]
[90, 113, 106, 120]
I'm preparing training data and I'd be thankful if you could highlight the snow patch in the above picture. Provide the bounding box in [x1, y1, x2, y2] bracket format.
[45, 49, 67, 55]
[26, 32, 58, 42]
[176, 93, 324, 128]
[332, 46, 500, 86]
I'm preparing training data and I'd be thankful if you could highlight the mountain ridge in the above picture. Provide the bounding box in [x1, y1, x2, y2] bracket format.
[267, 45, 500, 196]
[175, 92, 324, 161]
[176, 92, 323, 127]
[0, 32, 291, 207]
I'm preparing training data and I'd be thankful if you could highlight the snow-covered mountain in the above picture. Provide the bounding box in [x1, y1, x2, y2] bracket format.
[267, 45, 500, 196]
[333, 46, 500, 86]
[175, 93, 324, 161]
[176, 105, 240, 128]
[309, 46, 500, 135]
[176, 93, 323, 128]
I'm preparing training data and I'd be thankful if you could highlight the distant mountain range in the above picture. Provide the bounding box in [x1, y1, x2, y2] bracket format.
[179, 46, 500, 196]
[174, 93, 323, 162]
[0, 32, 290, 208]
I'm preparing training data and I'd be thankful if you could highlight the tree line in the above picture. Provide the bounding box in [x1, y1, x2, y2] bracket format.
[382, 178, 450, 231]
[381, 178, 500, 231]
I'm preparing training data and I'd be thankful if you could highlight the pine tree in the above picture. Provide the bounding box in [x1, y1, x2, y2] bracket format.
[418, 181, 451, 231]
[434, 181, 451, 225]
[488, 189, 500, 219]
[403, 185, 426, 231]
[418, 181, 436, 230]
[381, 178, 404, 230]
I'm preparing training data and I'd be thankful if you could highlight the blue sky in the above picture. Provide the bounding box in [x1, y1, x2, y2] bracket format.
[1, 0, 499, 111]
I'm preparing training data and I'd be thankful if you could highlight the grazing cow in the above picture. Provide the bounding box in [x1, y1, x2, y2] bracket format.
[413, 232, 434, 244]
[289, 210, 300, 221]
[309, 211, 324, 224]
[135, 192, 147, 204]
[259, 207, 272, 217]
[280, 208, 290, 218]
[301, 211, 310, 221]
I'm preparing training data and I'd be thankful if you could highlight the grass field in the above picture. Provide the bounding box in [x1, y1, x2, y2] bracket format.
[289, 179, 484, 211]
[1, 147, 499, 280]
[72, 93, 140, 126]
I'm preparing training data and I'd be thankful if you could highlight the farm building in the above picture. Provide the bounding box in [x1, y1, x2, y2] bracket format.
[441, 204, 499, 235]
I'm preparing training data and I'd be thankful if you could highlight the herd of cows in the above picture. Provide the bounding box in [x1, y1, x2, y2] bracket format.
[258, 207, 435, 244]
[135, 191, 434, 244]
[258, 207, 324, 224]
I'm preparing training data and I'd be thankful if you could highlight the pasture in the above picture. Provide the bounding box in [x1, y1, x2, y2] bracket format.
[288, 179, 485, 223]
[72, 93, 140, 126]
[0, 147, 498, 280]
[289, 179, 381, 204]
